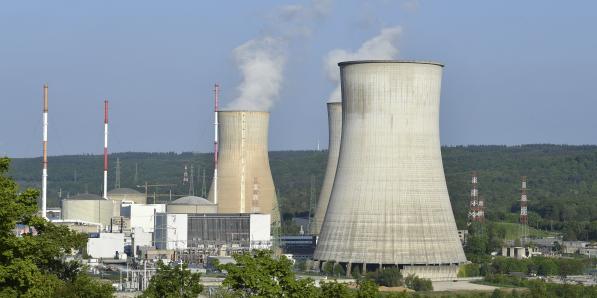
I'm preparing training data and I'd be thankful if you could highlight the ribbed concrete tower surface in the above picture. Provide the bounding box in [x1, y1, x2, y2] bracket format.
[207, 111, 279, 223]
[314, 61, 466, 280]
[311, 102, 342, 235]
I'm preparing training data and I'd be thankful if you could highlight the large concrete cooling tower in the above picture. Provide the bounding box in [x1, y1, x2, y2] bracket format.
[207, 111, 279, 223]
[311, 102, 342, 235]
[314, 61, 466, 280]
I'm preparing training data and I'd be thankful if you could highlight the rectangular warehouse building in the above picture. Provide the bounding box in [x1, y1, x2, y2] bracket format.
[154, 213, 271, 251]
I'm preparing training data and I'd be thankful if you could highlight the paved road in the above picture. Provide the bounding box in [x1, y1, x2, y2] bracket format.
[432, 280, 498, 292]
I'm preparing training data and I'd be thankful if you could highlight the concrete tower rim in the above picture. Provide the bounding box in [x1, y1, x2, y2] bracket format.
[338, 60, 444, 67]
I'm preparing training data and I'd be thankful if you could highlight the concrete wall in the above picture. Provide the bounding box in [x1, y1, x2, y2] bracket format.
[311, 102, 342, 235]
[250, 214, 272, 249]
[87, 233, 125, 259]
[314, 61, 466, 275]
[207, 111, 279, 223]
[154, 213, 187, 250]
[62, 199, 120, 228]
[122, 204, 165, 233]
[166, 204, 217, 214]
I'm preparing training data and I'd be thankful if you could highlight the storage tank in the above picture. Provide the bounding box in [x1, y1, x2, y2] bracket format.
[311, 102, 341, 235]
[108, 188, 147, 204]
[166, 196, 217, 214]
[61, 193, 120, 227]
[314, 61, 466, 280]
[207, 111, 279, 222]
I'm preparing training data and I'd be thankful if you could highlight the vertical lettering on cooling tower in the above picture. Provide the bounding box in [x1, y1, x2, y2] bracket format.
[240, 112, 246, 213]
[252, 177, 260, 212]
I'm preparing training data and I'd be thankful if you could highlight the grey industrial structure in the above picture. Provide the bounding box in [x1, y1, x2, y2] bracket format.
[314, 61, 466, 280]
[311, 102, 342, 235]
[108, 188, 147, 204]
[207, 111, 279, 223]
[166, 196, 217, 214]
[61, 193, 120, 227]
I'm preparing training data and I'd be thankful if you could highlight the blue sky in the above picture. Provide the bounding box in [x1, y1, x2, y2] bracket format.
[1, 0, 597, 157]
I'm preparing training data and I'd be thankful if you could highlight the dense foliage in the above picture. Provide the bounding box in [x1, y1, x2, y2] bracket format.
[218, 250, 383, 298]
[0, 157, 113, 297]
[8, 145, 597, 238]
[141, 261, 203, 298]
[488, 256, 589, 277]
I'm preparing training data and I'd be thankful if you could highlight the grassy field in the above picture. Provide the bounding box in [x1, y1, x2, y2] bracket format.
[493, 222, 556, 240]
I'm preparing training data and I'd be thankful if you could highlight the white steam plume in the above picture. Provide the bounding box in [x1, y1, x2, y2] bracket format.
[227, 37, 285, 111]
[325, 26, 402, 102]
[226, 0, 332, 111]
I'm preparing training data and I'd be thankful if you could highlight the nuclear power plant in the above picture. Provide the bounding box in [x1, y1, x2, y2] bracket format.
[314, 61, 466, 280]
[311, 102, 341, 235]
[30, 59, 469, 289]
[207, 111, 279, 223]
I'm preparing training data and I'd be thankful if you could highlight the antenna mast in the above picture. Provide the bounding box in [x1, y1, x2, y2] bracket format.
[189, 165, 195, 196]
[213, 84, 219, 204]
[468, 171, 483, 223]
[103, 100, 109, 199]
[201, 168, 207, 197]
[520, 176, 529, 245]
[42, 84, 48, 219]
[115, 157, 121, 189]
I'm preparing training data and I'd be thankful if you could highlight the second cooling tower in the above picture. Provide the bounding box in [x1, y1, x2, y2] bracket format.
[314, 61, 466, 280]
[311, 102, 341, 235]
[207, 111, 279, 222]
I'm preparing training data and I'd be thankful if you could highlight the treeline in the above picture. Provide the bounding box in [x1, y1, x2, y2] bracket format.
[7, 145, 597, 239]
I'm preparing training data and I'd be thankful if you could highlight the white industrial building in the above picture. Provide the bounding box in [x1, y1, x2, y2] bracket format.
[154, 213, 271, 251]
[121, 203, 166, 233]
[87, 233, 125, 259]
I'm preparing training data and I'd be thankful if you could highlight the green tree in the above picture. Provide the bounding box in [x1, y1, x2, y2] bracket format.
[219, 250, 318, 298]
[141, 261, 203, 298]
[356, 278, 379, 298]
[404, 274, 433, 292]
[320, 280, 352, 298]
[0, 157, 113, 297]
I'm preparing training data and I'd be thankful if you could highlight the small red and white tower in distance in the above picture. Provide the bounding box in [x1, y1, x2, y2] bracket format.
[183, 165, 189, 184]
[213, 84, 220, 205]
[520, 176, 529, 244]
[41, 84, 48, 219]
[103, 100, 109, 199]
[468, 171, 484, 223]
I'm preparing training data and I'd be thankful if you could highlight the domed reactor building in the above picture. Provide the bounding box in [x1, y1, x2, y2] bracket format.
[207, 111, 279, 223]
[314, 61, 466, 280]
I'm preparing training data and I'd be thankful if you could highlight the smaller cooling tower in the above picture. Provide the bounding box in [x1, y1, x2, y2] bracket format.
[207, 111, 279, 223]
[311, 102, 342, 235]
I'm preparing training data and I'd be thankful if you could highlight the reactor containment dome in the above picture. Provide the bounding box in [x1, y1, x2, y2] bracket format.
[207, 111, 279, 223]
[314, 60, 466, 280]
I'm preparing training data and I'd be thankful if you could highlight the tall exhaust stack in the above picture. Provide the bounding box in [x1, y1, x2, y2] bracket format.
[207, 111, 279, 223]
[103, 100, 109, 199]
[41, 84, 48, 219]
[314, 61, 466, 280]
[311, 102, 341, 235]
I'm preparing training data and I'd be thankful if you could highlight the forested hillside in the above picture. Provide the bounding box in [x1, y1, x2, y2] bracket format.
[7, 145, 597, 239]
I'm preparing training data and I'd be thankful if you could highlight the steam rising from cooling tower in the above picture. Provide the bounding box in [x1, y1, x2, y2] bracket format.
[310, 102, 341, 235]
[226, 0, 332, 111]
[325, 27, 401, 101]
[226, 38, 286, 111]
[207, 111, 279, 223]
[315, 61, 466, 280]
